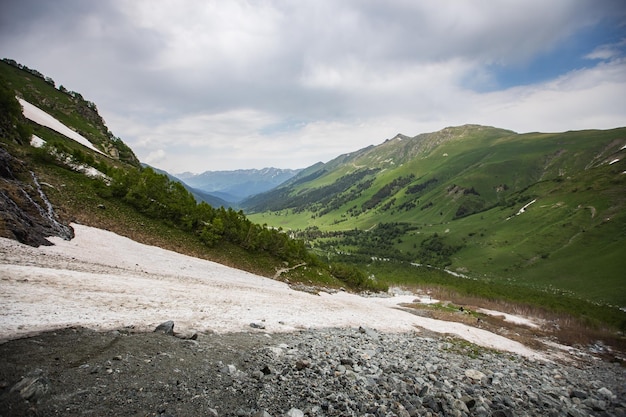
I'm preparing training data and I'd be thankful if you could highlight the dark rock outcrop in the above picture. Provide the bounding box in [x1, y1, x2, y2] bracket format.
[0, 147, 74, 246]
[154, 321, 175, 335]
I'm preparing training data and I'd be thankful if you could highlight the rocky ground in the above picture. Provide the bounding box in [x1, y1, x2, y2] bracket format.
[1, 323, 624, 417]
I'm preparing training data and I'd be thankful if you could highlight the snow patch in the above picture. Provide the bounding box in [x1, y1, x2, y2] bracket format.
[443, 269, 470, 279]
[30, 135, 46, 148]
[517, 199, 536, 215]
[608, 158, 619, 165]
[477, 308, 540, 329]
[507, 199, 536, 220]
[77, 164, 108, 181]
[0, 224, 546, 360]
[413, 295, 440, 305]
[32, 137, 110, 181]
[56, 151, 109, 180]
[19, 98, 106, 156]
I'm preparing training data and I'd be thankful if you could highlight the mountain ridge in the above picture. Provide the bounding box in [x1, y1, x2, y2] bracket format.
[244, 124, 626, 306]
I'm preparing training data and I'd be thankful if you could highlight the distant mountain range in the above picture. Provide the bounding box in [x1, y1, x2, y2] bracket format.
[143, 165, 230, 208]
[175, 168, 302, 203]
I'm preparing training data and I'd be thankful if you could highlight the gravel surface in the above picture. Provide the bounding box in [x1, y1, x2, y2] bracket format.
[1, 325, 624, 417]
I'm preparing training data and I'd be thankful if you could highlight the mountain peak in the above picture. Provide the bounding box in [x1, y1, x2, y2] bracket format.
[389, 133, 410, 141]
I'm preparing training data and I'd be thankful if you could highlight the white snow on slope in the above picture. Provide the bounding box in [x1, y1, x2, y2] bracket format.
[29, 133, 109, 180]
[506, 199, 537, 220]
[18, 98, 106, 156]
[477, 308, 540, 329]
[30, 134, 45, 148]
[0, 224, 546, 360]
[517, 199, 536, 215]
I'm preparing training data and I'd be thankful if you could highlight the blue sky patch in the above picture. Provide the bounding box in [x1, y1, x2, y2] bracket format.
[480, 22, 625, 92]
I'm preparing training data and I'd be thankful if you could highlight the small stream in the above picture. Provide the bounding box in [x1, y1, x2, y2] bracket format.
[26, 171, 73, 241]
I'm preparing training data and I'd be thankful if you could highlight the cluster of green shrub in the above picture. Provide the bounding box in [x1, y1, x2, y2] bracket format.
[362, 174, 415, 211]
[0, 79, 31, 144]
[95, 167, 311, 262]
[314, 177, 375, 217]
[329, 262, 387, 292]
[304, 222, 422, 262]
[415, 233, 464, 267]
[406, 178, 439, 194]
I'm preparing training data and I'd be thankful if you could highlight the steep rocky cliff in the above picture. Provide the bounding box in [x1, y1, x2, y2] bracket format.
[0, 147, 73, 246]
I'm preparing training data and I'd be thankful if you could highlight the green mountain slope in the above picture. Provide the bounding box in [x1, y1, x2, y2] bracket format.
[244, 125, 626, 306]
[0, 59, 139, 165]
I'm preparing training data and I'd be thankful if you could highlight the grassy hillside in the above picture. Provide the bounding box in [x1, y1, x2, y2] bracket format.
[245, 125, 626, 310]
[1, 59, 138, 164]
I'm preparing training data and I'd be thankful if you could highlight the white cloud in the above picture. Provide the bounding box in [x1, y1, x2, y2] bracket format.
[1, 0, 625, 173]
[123, 0, 283, 73]
[109, 55, 626, 173]
[585, 39, 626, 60]
[474, 59, 626, 133]
[144, 149, 167, 166]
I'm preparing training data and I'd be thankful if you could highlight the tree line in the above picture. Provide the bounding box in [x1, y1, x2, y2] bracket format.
[101, 167, 313, 263]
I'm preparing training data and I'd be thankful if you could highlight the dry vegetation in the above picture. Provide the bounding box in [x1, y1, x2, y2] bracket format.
[399, 285, 626, 363]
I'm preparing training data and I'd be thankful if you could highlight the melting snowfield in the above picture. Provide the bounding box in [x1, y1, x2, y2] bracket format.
[18, 98, 105, 156]
[0, 224, 545, 360]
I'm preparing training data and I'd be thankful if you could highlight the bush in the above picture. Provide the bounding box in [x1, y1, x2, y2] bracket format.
[0, 77, 31, 144]
[330, 262, 388, 292]
[416, 233, 463, 267]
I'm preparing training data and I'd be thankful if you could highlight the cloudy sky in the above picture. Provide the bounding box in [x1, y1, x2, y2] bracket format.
[1, 0, 625, 173]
